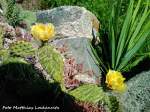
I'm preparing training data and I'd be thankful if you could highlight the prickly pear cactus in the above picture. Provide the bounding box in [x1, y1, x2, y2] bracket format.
[38, 45, 64, 88]
[10, 41, 36, 57]
[69, 84, 120, 112]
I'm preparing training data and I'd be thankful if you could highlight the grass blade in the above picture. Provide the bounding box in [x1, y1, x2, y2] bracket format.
[108, 5, 116, 69]
[122, 56, 145, 72]
[128, 5, 149, 50]
[115, 0, 134, 69]
[118, 21, 150, 70]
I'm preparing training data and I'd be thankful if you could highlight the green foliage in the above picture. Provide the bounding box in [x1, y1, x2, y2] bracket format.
[8, 4, 22, 27]
[0, 0, 22, 27]
[10, 41, 36, 57]
[0, 49, 10, 64]
[19, 9, 37, 28]
[96, 0, 150, 72]
[138, 36, 150, 58]
[0, 0, 8, 15]
[20, 0, 41, 10]
[0, 27, 10, 64]
[0, 27, 3, 49]
[38, 45, 64, 88]
[69, 84, 120, 112]
[108, 95, 120, 112]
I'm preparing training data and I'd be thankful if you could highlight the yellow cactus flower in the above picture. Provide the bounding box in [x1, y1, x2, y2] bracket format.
[31, 23, 55, 41]
[105, 70, 127, 92]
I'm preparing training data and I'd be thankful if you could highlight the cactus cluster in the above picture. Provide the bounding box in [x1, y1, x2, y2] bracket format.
[38, 45, 64, 88]
[10, 41, 36, 57]
[0, 0, 22, 27]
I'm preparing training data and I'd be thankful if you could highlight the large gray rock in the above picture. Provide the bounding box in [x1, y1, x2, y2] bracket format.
[36, 6, 101, 89]
[51, 37, 101, 89]
[119, 71, 150, 112]
[36, 6, 99, 39]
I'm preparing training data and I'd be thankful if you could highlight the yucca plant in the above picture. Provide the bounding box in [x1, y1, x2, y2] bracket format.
[95, 0, 150, 73]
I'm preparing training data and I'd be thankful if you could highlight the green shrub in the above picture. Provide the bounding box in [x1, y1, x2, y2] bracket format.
[94, 0, 150, 73]
[0, 0, 22, 27]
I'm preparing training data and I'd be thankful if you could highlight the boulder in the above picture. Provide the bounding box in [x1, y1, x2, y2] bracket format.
[36, 6, 99, 39]
[36, 6, 102, 89]
[119, 71, 150, 112]
[52, 37, 101, 89]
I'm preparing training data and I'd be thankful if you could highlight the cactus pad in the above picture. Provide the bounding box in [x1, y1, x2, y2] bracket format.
[38, 45, 64, 86]
[10, 41, 36, 57]
[69, 84, 120, 112]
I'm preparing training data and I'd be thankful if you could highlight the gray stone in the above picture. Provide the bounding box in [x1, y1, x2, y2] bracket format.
[36, 6, 101, 88]
[119, 71, 150, 112]
[36, 6, 99, 39]
[51, 37, 101, 88]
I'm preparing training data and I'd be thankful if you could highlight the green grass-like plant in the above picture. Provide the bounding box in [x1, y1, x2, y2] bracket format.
[96, 0, 150, 72]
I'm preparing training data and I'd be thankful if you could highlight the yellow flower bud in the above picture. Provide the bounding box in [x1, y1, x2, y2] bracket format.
[105, 70, 127, 92]
[31, 23, 55, 41]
